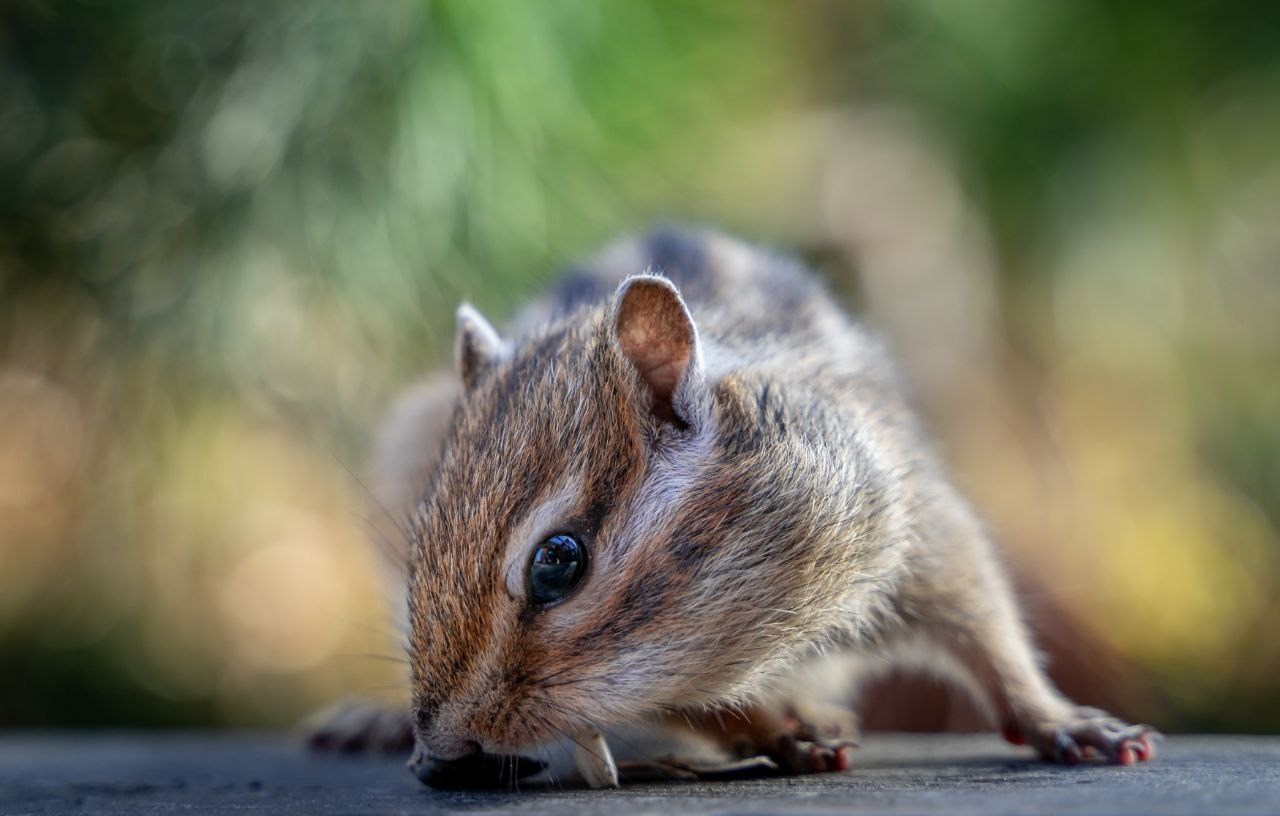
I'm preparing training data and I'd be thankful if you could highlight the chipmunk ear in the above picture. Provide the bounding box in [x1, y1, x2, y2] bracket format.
[454, 303, 507, 390]
[612, 275, 701, 427]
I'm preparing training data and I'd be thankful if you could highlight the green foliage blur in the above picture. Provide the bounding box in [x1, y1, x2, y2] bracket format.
[1, 1, 1278, 732]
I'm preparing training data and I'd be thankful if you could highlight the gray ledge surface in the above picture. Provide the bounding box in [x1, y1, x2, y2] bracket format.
[2, 732, 1277, 815]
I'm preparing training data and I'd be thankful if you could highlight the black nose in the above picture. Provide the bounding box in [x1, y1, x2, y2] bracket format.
[407, 745, 547, 790]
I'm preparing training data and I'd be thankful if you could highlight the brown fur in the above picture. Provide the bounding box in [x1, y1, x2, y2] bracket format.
[376, 226, 1154, 776]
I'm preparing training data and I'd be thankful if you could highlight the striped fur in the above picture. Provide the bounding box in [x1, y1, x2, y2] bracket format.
[389, 226, 1152, 771]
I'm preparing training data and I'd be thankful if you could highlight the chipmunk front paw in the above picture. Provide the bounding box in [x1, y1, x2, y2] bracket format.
[769, 733, 858, 773]
[1005, 707, 1159, 765]
[303, 698, 414, 754]
[729, 704, 858, 774]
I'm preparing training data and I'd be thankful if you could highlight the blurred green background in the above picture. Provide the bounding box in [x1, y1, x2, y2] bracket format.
[1, 0, 1278, 733]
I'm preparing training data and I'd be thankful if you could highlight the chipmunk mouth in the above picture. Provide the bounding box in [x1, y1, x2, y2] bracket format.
[408, 745, 548, 790]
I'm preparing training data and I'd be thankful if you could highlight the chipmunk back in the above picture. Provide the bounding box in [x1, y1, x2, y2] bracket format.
[313, 226, 1156, 787]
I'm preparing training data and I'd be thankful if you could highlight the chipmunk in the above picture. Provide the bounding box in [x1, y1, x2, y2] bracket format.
[308, 226, 1156, 788]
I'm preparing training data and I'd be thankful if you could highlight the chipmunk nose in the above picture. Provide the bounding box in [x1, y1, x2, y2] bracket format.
[412, 724, 481, 763]
[407, 704, 550, 789]
[407, 740, 547, 790]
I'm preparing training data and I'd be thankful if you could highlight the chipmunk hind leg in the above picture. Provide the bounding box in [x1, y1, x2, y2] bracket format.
[894, 492, 1158, 764]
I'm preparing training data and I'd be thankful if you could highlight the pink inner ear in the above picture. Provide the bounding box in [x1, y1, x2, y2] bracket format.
[618, 324, 689, 402]
[615, 280, 694, 421]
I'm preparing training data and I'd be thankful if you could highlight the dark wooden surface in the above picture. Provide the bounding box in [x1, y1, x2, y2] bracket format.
[2, 732, 1277, 815]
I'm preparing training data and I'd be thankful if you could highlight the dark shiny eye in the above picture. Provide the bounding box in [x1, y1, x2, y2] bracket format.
[528, 534, 587, 606]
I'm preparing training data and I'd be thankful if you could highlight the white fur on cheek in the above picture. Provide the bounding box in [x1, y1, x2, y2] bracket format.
[626, 421, 715, 548]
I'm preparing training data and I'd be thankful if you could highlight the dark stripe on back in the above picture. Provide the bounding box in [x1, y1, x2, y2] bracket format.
[643, 226, 713, 298]
[544, 267, 613, 318]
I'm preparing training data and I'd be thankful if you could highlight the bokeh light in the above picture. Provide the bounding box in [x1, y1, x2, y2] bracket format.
[1, 0, 1277, 732]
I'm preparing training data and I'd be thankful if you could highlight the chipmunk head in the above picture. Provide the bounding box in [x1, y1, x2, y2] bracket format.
[405, 273, 844, 763]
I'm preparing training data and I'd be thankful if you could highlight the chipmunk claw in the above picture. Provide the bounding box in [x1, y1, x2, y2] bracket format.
[772, 733, 858, 774]
[1008, 707, 1159, 766]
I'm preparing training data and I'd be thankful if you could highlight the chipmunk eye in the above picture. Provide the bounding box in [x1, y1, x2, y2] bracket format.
[528, 534, 587, 606]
